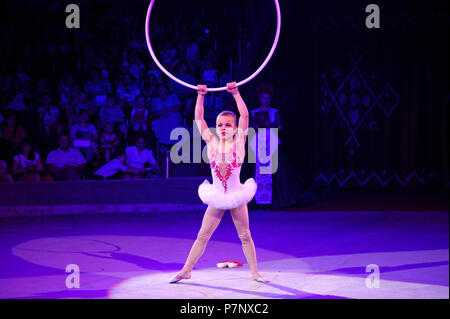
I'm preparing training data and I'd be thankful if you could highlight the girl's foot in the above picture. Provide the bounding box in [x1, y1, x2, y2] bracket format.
[169, 272, 191, 284]
[252, 273, 270, 283]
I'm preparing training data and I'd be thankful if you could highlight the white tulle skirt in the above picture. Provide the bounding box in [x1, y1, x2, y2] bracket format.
[198, 178, 258, 210]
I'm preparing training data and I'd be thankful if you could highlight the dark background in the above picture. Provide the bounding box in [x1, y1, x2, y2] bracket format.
[0, 0, 448, 191]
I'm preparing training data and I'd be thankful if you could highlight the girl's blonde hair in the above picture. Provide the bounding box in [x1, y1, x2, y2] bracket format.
[216, 110, 237, 127]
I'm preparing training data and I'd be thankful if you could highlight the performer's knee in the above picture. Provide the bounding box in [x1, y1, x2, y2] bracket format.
[238, 229, 252, 243]
[196, 230, 212, 243]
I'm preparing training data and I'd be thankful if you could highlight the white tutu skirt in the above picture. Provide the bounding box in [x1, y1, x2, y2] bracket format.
[198, 178, 258, 210]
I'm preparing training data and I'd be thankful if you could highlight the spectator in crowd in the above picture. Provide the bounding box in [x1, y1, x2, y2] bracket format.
[77, 92, 95, 119]
[38, 93, 61, 133]
[15, 64, 32, 90]
[204, 48, 219, 69]
[99, 94, 125, 129]
[46, 132, 86, 181]
[5, 90, 34, 130]
[11, 139, 44, 181]
[161, 42, 178, 69]
[169, 43, 188, 73]
[97, 60, 110, 80]
[170, 62, 197, 126]
[83, 44, 103, 74]
[6, 91, 29, 112]
[116, 73, 141, 112]
[0, 160, 13, 182]
[63, 85, 81, 128]
[124, 136, 160, 179]
[203, 88, 225, 128]
[171, 62, 196, 99]
[142, 73, 159, 100]
[130, 95, 149, 132]
[64, 85, 95, 126]
[93, 150, 153, 180]
[201, 58, 219, 87]
[58, 72, 75, 106]
[2, 113, 27, 153]
[1, 1, 256, 182]
[150, 83, 183, 148]
[123, 50, 145, 83]
[185, 35, 200, 68]
[32, 77, 50, 102]
[36, 124, 59, 162]
[146, 63, 163, 84]
[70, 111, 98, 162]
[98, 122, 119, 163]
[84, 68, 112, 108]
[199, 59, 224, 127]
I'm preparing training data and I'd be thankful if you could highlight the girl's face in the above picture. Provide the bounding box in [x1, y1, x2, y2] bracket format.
[259, 93, 271, 107]
[216, 115, 236, 142]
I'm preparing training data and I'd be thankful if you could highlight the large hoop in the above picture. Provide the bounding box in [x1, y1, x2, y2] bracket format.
[145, 0, 281, 92]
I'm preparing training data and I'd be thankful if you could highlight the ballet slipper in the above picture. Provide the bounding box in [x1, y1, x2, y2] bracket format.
[169, 272, 191, 284]
[217, 261, 229, 268]
[227, 261, 243, 268]
[252, 274, 270, 283]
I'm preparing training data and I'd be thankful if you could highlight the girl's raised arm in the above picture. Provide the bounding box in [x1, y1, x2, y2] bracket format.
[194, 84, 217, 144]
[227, 82, 249, 145]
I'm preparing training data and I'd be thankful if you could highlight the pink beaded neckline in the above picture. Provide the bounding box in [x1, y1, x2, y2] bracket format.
[210, 152, 242, 193]
[210, 141, 242, 193]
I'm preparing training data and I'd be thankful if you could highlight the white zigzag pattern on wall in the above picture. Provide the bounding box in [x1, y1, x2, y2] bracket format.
[310, 12, 450, 30]
[314, 171, 449, 188]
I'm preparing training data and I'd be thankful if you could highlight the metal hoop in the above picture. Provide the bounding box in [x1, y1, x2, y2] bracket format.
[145, 0, 281, 92]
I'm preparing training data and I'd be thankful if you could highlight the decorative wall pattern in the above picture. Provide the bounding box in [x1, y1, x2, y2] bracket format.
[320, 50, 399, 156]
[314, 169, 449, 189]
[310, 12, 449, 31]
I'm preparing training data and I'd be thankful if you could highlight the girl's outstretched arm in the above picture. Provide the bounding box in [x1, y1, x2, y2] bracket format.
[194, 84, 217, 144]
[227, 82, 249, 144]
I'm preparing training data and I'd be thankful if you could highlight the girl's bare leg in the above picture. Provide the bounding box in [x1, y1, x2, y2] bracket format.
[177, 205, 225, 277]
[230, 204, 266, 280]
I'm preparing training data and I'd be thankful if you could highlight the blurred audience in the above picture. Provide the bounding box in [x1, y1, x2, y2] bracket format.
[98, 122, 120, 163]
[45, 132, 86, 181]
[37, 93, 61, 133]
[0, 1, 244, 182]
[150, 83, 183, 148]
[0, 160, 13, 182]
[124, 136, 160, 179]
[99, 94, 125, 129]
[11, 140, 44, 182]
[70, 111, 98, 162]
